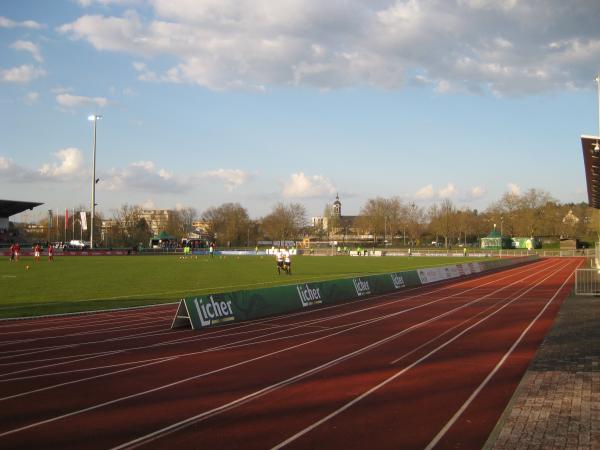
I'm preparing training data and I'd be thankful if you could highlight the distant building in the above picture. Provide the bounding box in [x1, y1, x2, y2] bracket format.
[139, 209, 173, 235]
[192, 219, 211, 234]
[311, 194, 358, 234]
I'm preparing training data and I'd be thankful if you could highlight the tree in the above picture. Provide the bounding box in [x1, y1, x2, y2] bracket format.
[260, 202, 307, 244]
[112, 204, 152, 247]
[404, 202, 425, 246]
[356, 197, 391, 245]
[166, 207, 197, 240]
[429, 199, 458, 248]
[202, 203, 251, 246]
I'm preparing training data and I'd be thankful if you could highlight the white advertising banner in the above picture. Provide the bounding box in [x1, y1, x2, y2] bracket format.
[80, 211, 88, 231]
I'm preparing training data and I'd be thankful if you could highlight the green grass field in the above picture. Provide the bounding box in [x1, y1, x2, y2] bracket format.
[0, 254, 492, 318]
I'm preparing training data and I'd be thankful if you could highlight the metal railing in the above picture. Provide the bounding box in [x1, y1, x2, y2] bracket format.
[575, 267, 600, 295]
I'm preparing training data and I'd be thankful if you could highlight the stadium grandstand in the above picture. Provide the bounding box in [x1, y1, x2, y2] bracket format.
[581, 135, 600, 209]
[0, 199, 43, 243]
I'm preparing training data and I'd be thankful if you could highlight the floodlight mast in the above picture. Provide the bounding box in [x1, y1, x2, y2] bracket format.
[88, 114, 102, 249]
[596, 73, 600, 137]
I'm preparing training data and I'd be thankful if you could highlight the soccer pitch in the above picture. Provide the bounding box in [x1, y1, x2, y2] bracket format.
[0, 254, 492, 318]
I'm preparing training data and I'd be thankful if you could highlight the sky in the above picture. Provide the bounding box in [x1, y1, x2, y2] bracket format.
[1, 0, 600, 223]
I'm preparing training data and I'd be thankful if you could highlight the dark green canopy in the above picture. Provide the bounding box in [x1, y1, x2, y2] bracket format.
[155, 231, 176, 240]
[486, 229, 501, 238]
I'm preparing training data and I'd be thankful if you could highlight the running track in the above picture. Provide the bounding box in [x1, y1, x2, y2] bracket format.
[0, 257, 582, 449]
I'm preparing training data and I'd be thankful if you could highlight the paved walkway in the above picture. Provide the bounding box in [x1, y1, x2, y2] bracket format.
[485, 292, 600, 450]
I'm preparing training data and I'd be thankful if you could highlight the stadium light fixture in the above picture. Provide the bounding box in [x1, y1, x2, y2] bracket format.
[88, 114, 102, 249]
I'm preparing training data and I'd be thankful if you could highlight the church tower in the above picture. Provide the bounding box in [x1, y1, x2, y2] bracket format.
[333, 194, 342, 217]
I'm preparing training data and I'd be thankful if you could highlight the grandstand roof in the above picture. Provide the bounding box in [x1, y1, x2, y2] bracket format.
[0, 199, 44, 218]
[581, 135, 600, 209]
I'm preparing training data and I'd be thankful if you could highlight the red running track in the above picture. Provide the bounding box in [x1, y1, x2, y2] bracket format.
[0, 257, 581, 449]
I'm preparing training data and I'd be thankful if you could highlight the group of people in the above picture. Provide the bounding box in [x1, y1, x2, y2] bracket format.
[9, 243, 54, 262]
[275, 248, 292, 275]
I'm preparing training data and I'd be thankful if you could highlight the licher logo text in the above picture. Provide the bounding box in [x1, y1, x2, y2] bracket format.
[353, 278, 371, 296]
[390, 273, 405, 289]
[193, 296, 235, 327]
[296, 284, 322, 307]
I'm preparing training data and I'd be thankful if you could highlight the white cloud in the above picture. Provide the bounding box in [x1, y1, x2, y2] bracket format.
[508, 182, 521, 195]
[56, 93, 109, 109]
[468, 185, 486, 198]
[0, 156, 33, 182]
[0, 65, 46, 83]
[10, 40, 43, 62]
[104, 160, 188, 193]
[282, 172, 336, 198]
[0, 16, 44, 29]
[415, 184, 434, 199]
[438, 183, 457, 198]
[201, 168, 252, 191]
[39, 148, 84, 178]
[24, 91, 40, 104]
[77, 0, 141, 6]
[56, 1, 600, 94]
[142, 199, 155, 209]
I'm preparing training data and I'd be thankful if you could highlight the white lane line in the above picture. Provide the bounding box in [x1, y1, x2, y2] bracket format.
[0, 355, 177, 384]
[0, 315, 171, 340]
[423, 262, 576, 450]
[0, 330, 175, 376]
[0, 357, 177, 402]
[0, 321, 171, 352]
[0, 327, 173, 359]
[0, 307, 174, 329]
[269, 259, 575, 450]
[108, 262, 562, 449]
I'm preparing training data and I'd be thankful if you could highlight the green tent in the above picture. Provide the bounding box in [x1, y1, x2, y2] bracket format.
[481, 228, 504, 249]
[155, 231, 175, 240]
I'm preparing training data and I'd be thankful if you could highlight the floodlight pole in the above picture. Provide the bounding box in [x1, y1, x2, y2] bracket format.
[500, 216, 504, 258]
[596, 73, 600, 136]
[88, 114, 102, 249]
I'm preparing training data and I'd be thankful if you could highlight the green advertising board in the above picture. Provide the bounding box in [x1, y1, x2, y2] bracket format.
[172, 269, 423, 330]
[171, 257, 536, 330]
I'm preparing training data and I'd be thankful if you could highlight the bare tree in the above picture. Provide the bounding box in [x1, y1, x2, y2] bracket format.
[429, 199, 458, 248]
[260, 202, 307, 244]
[112, 204, 152, 247]
[202, 203, 250, 246]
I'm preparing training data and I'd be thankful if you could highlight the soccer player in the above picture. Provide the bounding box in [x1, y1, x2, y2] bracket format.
[9, 243, 15, 262]
[14, 243, 20, 262]
[34, 244, 41, 262]
[47, 243, 54, 261]
[283, 248, 292, 275]
[275, 248, 284, 274]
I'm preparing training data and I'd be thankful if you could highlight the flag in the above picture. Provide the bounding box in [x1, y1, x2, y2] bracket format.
[81, 211, 88, 231]
[65, 208, 69, 231]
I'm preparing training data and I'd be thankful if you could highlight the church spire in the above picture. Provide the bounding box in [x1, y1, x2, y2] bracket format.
[333, 193, 341, 217]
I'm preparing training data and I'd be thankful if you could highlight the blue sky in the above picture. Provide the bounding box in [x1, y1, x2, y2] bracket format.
[1, 0, 600, 222]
